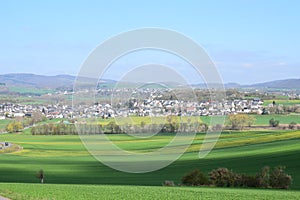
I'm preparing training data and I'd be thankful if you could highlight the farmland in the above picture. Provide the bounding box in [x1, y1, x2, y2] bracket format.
[0, 119, 11, 132]
[0, 183, 299, 200]
[0, 129, 299, 189]
[200, 114, 300, 126]
[263, 99, 300, 106]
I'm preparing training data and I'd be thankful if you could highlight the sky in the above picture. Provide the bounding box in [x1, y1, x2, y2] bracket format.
[0, 0, 300, 84]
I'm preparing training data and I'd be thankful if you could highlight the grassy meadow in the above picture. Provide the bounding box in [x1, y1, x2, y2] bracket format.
[7, 86, 55, 96]
[0, 123, 300, 199]
[0, 183, 299, 200]
[263, 99, 300, 106]
[0, 130, 299, 188]
[200, 114, 300, 126]
[0, 119, 11, 132]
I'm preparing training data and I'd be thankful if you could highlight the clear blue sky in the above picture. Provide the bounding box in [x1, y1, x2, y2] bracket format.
[0, 0, 299, 84]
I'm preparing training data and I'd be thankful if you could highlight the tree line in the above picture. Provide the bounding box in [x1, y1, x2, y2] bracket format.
[170, 165, 292, 189]
[31, 120, 208, 135]
[6, 111, 46, 133]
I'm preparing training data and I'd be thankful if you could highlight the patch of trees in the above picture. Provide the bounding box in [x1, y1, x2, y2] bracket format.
[268, 104, 300, 114]
[6, 111, 46, 133]
[179, 166, 292, 189]
[269, 118, 280, 127]
[32, 123, 78, 135]
[31, 119, 208, 135]
[6, 121, 23, 133]
[228, 114, 256, 130]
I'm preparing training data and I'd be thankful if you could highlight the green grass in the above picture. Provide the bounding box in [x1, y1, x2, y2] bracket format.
[263, 99, 300, 106]
[200, 114, 300, 126]
[85, 116, 202, 126]
[0, 119, 11, 132]
[253, 114, 300, 125]
[8, 86, 54, 95]
[0, 183, 299, 200]
[0, 130, 300, 190]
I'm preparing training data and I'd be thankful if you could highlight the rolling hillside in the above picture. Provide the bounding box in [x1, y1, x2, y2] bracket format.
[1, 73, 300, 90]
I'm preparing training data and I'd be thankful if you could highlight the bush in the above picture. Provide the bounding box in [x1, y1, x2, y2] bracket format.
[239, 174, 257, 188]
[289, 122, 297, 130]
[183, 166, 292, 189]
[6, 121, 23, 133]
[181, 169, 209, 186]
[209, 168, 237, 187]
[270, 166, 292, 189]
[162, 180, 175, 186]
[256, 166, 270, 188]
[269, 118, 280, 127]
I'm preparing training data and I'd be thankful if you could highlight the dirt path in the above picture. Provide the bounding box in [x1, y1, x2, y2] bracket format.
[0, 196, 10, 200]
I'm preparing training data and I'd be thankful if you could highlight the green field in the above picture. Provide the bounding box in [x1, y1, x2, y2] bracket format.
[8, 86, 54, 95]
[0, 119, 11, 132]
[263, 99, 300, 106]
[0, 130, 299, 187]
[0, 129, 300, 199]
[0, 183, 299, 200]
[200, 114, 300, 126]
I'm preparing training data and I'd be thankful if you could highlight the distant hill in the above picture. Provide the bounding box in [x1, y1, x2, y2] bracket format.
[193, 82, 241, 89]
[0, 73, 116, 90]
[0, 73, 75, 89]
[1, 73, 300, 90]
[245, 79, 300, 89]
[194, 79, 300, 89]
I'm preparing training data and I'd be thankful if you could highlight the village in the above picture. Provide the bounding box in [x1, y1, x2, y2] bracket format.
[0, 89, 271, 121]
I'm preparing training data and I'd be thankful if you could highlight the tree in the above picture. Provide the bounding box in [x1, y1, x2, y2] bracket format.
[31, 110, 45, 124]
[209, 168, 237, 187]
[182, 169, 209, 186]
[289, 122, 297, 130]
[14, 121, 23, 132]
[36, 169, 44, 184]
[256, 166, 270, 188]
[247, 115, 256, 127]
[166, 115, 179, 133]
[140, 121, 146, 128]
[6, 122, 14, 133]
[270, 166, 292, 189]
[6, 121, 23, 133]
[228, 114, 254, 130]
[269, 118, 280, 127]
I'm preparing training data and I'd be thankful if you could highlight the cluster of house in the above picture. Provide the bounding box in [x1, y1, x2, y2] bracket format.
[0, 103, 72, 120]
[78, 98, 264, 118]
[0, 94, 265, 120]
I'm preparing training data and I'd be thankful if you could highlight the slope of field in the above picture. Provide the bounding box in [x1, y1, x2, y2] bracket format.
[0, 119, 11, 132]
[263, 99, 300, 106]
[200, 114, 300, 125]
[0, 183, 299, 200]
[0, 129, 299, 190]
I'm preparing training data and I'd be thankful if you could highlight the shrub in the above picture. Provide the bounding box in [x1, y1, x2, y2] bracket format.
[209, 168, 237, 187]
[183, 166, 292, 189]
[181, 169, 209, 186]
[239, 174, 257, 188]
[256, 166, 270, 188]
[162, 180, 175, 186]
[289, 122, 297, 130]
[270, 166, 292, 189]
[36, 169, 44, 184]
[269, 118, 280, 127]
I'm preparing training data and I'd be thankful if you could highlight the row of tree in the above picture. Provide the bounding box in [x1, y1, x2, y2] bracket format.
[180, 166, 292, 189]
[6, 111, 46, 133]
[228, 114, 256, 130]
[228, 114, 298, 130]
[31, 121, 209, 135]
